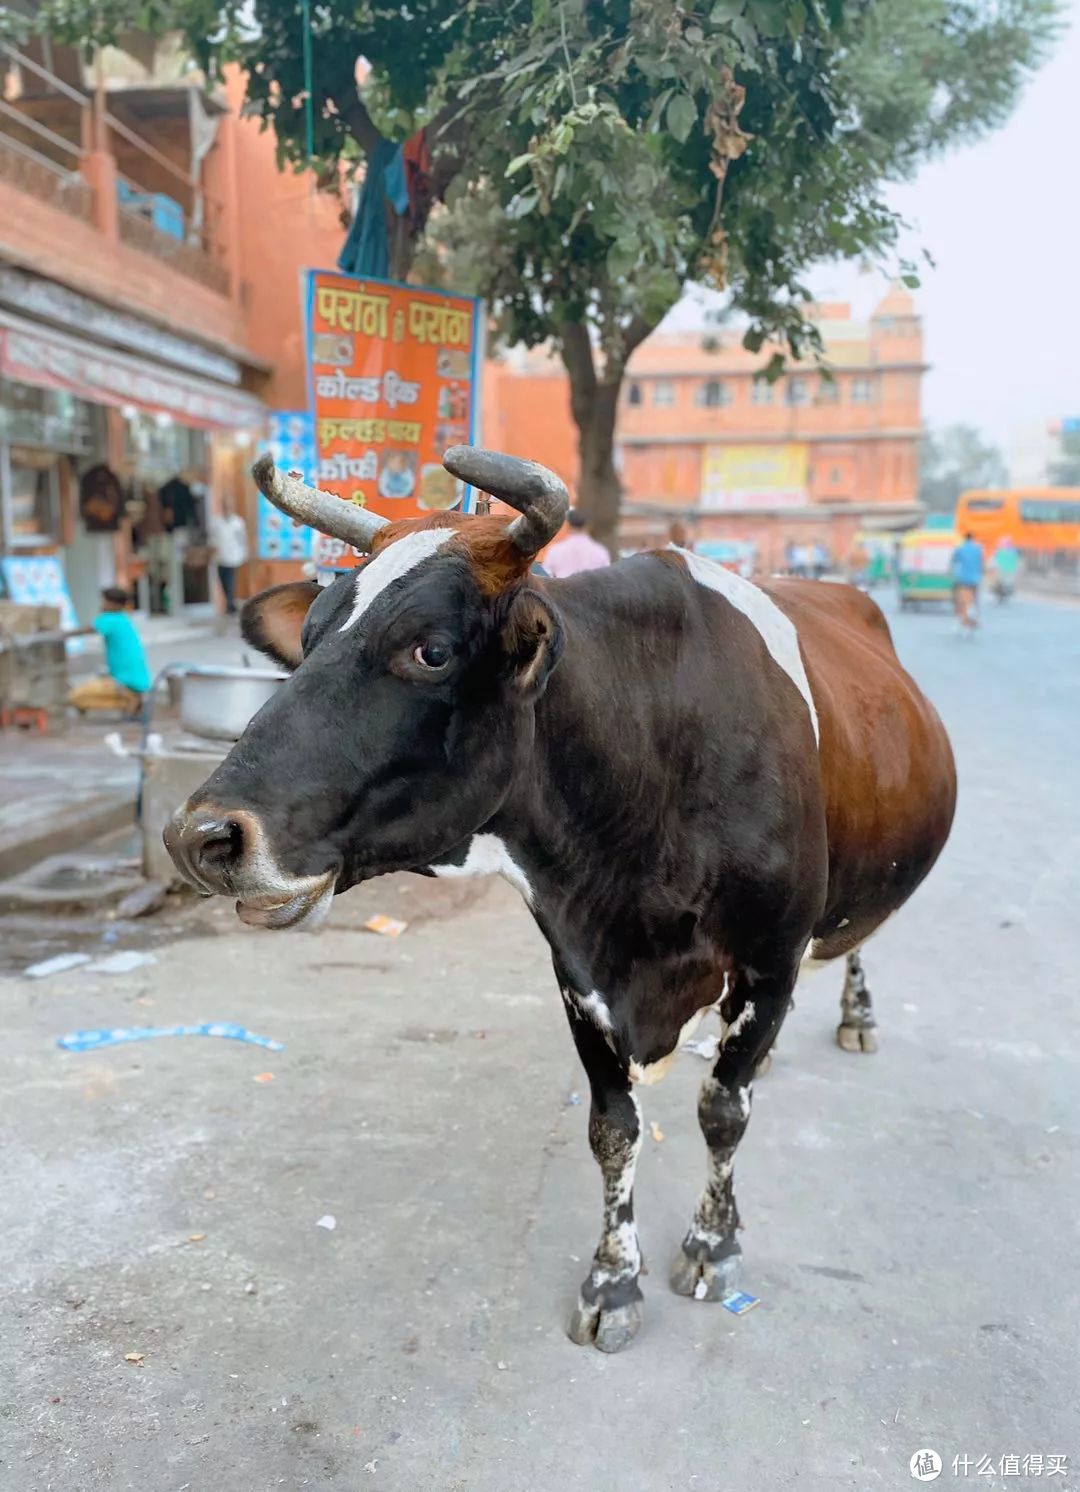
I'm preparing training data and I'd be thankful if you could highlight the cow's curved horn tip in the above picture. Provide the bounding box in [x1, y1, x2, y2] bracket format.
[251, 453, 277, 492]
[441, 444, 471, 473]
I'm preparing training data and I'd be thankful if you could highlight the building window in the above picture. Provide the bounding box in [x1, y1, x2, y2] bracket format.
[785, 376, 810, 407]
[653, 381, 675, 407]
[750, 379, 773, 405]
[695, 379, 731, 409]
[817, 376, 840, 404]
[851, 377, 875, 404]
[0, 379, 95, 452]
[6, 447, 61, 546]
[627, 382, 643, 406]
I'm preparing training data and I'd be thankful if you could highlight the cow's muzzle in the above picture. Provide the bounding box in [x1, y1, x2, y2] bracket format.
[163, 804, 338, 930]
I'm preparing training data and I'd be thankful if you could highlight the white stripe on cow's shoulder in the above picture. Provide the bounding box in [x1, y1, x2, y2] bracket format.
[430, 832, 534, 906]
[676, 548, 819, 743]
[341, 527, 456, 631]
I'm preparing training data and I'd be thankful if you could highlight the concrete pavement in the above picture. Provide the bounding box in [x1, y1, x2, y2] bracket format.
[1, 594, 1077, 1491]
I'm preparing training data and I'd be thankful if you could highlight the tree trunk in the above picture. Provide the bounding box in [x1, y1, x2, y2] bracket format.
[559, 317, 656, 555]
[576, 381, 623, 555]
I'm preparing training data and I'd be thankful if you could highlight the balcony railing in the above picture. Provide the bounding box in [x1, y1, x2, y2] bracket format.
[0, 41, 229, 296]
[0, 46, 93, 221]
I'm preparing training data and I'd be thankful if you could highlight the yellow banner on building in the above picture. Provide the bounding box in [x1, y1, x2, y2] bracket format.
[701, 444, 809, 511]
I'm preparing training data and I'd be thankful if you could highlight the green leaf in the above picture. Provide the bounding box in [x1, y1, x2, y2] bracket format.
[607, 239, 640, 280]
[507, 191, 539, 219]
[505, 153, 535, 177]
[786, 0, 807, 37]
[647, 87, 676, 131]
[901, 272, 920, 289]
[762, 351, 786, 383]
[710, 0, 745, 20]
[552, 120, 575, 152]
[666, 93, 697, 145]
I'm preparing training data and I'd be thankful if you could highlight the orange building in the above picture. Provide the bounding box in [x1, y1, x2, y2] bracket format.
[0, 33, 342, 620]
[485, 291, 926, 570]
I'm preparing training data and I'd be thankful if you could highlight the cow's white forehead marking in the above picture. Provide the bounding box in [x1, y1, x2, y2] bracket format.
[341, 527, 456, 632]
[677, 548, 819, 743]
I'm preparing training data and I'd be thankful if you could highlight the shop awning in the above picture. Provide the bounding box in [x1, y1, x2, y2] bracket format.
[0, 312, 266, 432]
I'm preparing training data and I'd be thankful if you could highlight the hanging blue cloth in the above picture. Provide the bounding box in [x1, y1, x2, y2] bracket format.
[337, 140, 409, 280]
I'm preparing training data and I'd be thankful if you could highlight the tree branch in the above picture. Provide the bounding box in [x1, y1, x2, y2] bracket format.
[327, 77, 384, 155]
[623, 312, 657, 359]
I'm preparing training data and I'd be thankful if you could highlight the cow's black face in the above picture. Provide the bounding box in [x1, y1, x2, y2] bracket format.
[164, 534, 562, 928]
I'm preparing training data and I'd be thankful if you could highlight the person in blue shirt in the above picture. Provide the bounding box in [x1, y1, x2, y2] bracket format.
[951, 532, 984, 633]
[69, 587, 151, 715]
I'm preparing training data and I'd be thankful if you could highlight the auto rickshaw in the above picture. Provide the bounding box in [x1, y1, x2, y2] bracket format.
[897, 526, 959, 608]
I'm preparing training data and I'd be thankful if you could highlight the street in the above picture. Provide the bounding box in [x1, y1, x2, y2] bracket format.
[2, 592, 1078, 1492]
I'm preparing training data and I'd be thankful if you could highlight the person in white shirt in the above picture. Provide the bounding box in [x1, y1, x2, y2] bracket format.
[209, 501, 249, 614]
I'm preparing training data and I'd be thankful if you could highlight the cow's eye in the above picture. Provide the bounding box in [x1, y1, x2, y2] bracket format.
[412, 641, 451, 671]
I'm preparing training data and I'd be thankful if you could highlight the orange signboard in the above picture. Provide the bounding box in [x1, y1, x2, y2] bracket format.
[306, 269, 481, 568]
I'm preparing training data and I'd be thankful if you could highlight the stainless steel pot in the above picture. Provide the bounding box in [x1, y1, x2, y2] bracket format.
[178, 665, 286, 741]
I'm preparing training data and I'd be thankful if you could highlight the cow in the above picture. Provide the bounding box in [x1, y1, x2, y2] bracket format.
[165, 447, 956, 1354]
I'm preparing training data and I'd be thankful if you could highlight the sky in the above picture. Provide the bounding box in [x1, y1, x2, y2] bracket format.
[668, 0, 1079, 461]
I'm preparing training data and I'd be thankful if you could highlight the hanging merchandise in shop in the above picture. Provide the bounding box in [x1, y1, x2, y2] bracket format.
[78, 463, 125, 533]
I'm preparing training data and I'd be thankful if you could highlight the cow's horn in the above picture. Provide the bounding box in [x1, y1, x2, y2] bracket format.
[251, 455, 389, 552]
[442, 446, 568, 556]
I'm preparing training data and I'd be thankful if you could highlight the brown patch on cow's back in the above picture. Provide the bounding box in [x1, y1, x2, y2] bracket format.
[370, 511, 532, 595]
[762, 575, 957, 943]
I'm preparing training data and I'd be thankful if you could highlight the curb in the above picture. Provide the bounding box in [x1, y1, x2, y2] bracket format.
[0, 798, 135, 881]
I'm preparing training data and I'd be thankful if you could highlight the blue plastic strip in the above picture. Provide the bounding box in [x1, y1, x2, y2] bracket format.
[57, 1023, 284, 1053]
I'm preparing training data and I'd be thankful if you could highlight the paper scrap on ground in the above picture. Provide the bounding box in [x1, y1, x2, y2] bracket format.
[364, 914, 408, 938]
[682, 1034, 719, 1061]
[316, 1214, 337, 1231]
[57, 1022, 284, 1053]
[24, 953, 92, 979]
[86, 950, 157, 975]
[649, 1120, 665, 1143]
[721, 1290, 761, 1316]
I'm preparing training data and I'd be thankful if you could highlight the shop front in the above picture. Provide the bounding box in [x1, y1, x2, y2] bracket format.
[0, 288, 264, 624]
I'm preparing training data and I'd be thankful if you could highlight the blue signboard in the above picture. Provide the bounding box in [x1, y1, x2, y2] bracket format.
[256, 411, 317, 561]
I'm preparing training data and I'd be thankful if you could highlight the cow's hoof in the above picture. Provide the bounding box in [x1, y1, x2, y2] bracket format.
[567, 1297, 643, 1353]
[669, 1247, 741, 1302]
[755, 1049, 774, 1078]
[837, 1022, 878, 1054]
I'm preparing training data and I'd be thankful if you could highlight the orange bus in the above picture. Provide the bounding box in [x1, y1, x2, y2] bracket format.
[955, 488, 1080, 556]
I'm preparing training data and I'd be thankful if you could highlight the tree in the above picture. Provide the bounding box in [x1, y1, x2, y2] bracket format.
[1049, 430, 1080, 486]
[17, 0, 1061, 546]
[919, 424, 1008, 514]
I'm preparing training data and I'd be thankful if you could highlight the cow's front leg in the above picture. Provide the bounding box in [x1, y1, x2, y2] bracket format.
[837, 949, 878, 1052]
[671, 968, 792, 1302]
[563, 994, 644, 1354]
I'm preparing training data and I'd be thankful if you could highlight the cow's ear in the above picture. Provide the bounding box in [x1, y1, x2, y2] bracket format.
[241, 582, 320, 670]
[499, 587, 563, 695]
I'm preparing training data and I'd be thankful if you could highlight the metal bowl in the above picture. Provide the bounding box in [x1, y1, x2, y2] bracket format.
[178, 665, 286, 741]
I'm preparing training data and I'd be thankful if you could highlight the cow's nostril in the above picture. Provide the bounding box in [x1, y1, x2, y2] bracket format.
[191, 817, 244, 874]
